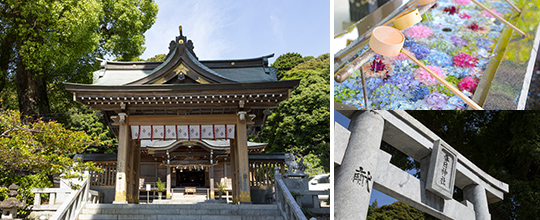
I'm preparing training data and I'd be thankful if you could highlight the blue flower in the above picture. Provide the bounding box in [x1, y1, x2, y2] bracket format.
[426, 51, 453, 67]
[410, 87, 430, 102]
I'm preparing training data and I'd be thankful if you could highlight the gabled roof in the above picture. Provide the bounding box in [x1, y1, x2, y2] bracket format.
[92, 26, 277, 86]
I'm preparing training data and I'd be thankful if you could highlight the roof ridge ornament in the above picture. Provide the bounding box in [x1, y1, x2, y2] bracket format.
[169, 25, 197, 60]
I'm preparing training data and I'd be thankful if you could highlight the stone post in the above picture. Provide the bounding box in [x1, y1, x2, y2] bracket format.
[335, 111, 384, 220]
[464, 184, 490, 220]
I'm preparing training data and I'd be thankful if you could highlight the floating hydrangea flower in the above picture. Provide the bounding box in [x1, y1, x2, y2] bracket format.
[395, 53, 408, 61]
[443, 6, 460, 15]
[452, 0, 471, 5]
[476, 37, 494, 51]
[445, 66, 468, 78]
[482, 9, 502, 18]
[444, 96, 467, 110]
[386, 73, 421, 92]
[410, 87, 430, 102]
[458, 76, 479, 93]
[415, 65, 445, 85]
[459, 13, 471, 19]
[371, 84, 407, 109]
[404, 25, 434, 39]
[450, 36, 467, 47]
[365, 77, 384, 93]
[430, 40, 459, 56]
[468, 23, 491, 34]
[409, 43, 431, 60]
[426, 51, 453, 67]
[453, 52, 478, 68]
[425, 92, 449, 110]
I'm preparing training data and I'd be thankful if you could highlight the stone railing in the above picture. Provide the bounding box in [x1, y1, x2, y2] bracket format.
[274, 167, 307, 220]
[31, 172, 102, 220]
[290, 190, 330, 215]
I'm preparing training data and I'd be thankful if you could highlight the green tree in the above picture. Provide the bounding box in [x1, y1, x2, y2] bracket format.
[146, 53, 167, 62]
[271, 52, 306, 80]
[367, 201, 436, 220]
[0, 109, 100, 205]
[0, 0, 158, 120]
[254, 53, 330, 175]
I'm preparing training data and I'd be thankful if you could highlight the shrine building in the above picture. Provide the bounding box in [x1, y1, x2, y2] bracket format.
[65, 26, 300, 204]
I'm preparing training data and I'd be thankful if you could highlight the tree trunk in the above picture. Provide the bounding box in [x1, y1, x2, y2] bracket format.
[16, 58, 50, 123]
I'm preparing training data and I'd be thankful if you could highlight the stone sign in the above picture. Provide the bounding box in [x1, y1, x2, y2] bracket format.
[426, 139, 457, 200]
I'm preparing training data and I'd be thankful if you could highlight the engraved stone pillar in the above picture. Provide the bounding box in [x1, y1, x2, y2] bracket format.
[335, 111, 384, 220]
[114, 113, 130, 204]
[464, 184, 490, 220]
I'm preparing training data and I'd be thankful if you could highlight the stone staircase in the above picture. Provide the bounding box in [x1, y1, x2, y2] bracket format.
[77, 203, 284, 220]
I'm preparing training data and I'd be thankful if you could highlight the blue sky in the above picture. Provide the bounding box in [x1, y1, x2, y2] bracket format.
[140, 0, 330, 64]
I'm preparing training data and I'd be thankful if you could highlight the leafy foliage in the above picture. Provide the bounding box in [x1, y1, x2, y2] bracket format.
[0, 109, 99, 176]
[271, 52, 310, 80]
[254, 53, 330, 175]
[0, 109, 101, 206]
[367, 201, 436, 220]
[146, 54, 167, 62]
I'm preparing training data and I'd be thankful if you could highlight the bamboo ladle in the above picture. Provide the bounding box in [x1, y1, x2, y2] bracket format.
[369, 26, 483, 110]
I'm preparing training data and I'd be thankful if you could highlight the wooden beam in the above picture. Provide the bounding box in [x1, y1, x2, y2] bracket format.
[114, 114, 239, 126]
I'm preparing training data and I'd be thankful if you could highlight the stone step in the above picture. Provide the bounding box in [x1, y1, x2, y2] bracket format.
[77, 204, 283, 220]
[84, 203, 279, 210]
[77, 214, 283, 220]
[81, 207, 281, 216]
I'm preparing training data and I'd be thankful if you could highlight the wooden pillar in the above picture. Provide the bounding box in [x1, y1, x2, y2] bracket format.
[114, 113, 130, 204]
[126, 138, 133, 203]
[132, 141, 141, 203]
[235, 114, 251, 203]
[230, 138, 238, 203]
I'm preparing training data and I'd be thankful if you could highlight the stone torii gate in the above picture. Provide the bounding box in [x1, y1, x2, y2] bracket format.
[334, 111, 509, 220]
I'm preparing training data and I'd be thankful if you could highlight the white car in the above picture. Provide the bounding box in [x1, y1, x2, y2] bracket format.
[309, 173, 330, 191]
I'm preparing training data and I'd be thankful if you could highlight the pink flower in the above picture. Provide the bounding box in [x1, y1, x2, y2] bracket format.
[414, 65, 445, 86]
[395, 53, 408, 61]
[459, 13, 471, 19]
[452, 0, 471, 5]
[453, 52, 478, 68]
[482, 9, 502, 18]
[404, 25, 434, 39]
[458, 76, 479, 93]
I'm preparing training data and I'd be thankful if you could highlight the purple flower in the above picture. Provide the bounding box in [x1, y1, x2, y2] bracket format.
[409, 43, 431, 60]
[450, 36, 467, 47]
[425, 92, 449, 110]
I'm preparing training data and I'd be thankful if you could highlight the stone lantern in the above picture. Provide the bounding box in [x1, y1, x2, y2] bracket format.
[0, 184, 26, 219]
